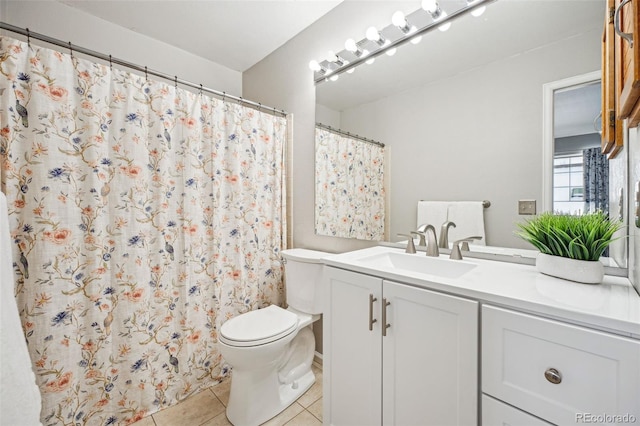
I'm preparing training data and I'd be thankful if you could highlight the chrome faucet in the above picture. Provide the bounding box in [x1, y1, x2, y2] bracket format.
[439, 221, 456, 249]
[450, 236, 483, 260]
[422, 225, 439, 257]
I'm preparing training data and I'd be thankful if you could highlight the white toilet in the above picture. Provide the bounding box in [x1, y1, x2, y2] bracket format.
[218, 248, 328, 426]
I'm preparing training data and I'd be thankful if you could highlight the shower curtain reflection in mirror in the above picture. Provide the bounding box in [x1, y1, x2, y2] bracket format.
[314, 126, 385, 240]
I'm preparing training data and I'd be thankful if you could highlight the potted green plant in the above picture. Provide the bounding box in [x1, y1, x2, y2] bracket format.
[516, 211, 622, 284]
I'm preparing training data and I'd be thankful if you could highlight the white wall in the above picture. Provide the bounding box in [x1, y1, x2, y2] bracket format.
[339, 29, 601, 248]
[1, 0, 241, 95]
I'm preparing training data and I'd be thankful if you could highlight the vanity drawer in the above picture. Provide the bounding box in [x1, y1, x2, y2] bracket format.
[482, 394, 552, 426]
[482, 305, 640, 426]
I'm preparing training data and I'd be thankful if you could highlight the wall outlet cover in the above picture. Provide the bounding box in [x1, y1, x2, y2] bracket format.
[518, 199, 536, 215]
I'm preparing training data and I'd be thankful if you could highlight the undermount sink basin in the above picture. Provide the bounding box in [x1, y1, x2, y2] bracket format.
[357, 251, 477, 279]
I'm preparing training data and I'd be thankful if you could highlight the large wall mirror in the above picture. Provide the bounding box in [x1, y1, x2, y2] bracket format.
[315, 0, 628, 269]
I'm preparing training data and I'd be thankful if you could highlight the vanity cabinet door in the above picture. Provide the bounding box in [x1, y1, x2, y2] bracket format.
[382, 280, 478, 426]
[615, 0, 640, 122]
[323, 267, 382, 426]
[482, 305, 640, 426]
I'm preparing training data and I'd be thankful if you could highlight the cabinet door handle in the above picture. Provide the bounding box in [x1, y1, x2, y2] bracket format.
[382, 298, 391, 337]
[544, 368, 562, 385]
[614, 0, 634, 48]
[368, 294, 377, 331]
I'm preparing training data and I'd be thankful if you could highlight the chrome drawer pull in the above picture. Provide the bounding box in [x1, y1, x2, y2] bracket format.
[382, 298, 391, 337]
[369, 294, 377, 331]
[544, 368, 562, 384]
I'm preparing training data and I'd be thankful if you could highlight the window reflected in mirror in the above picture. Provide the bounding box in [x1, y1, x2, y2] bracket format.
[552, 81, 608, 216]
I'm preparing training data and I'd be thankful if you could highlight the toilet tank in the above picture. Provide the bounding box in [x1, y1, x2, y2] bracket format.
[281, 248, 329, 315]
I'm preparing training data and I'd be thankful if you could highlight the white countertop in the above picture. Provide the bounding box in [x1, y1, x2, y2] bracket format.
[323, 246, 640, 338]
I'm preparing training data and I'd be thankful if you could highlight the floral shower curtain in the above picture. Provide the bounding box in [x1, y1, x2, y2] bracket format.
[315, 126, 385, 240]
[583, 147, 609, 214]
[0, 36, 287, 425]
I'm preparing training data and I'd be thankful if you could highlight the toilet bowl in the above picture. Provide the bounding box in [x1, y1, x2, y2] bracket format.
[218, 248, 328, 426]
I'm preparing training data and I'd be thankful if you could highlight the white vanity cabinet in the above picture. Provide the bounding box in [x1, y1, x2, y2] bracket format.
[482, 305, 640, 425]
[323, 266, 478, 426]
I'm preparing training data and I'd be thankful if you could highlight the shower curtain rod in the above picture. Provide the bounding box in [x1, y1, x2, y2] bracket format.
[316, 123, 385, 148]
[0, 22, 288, 118]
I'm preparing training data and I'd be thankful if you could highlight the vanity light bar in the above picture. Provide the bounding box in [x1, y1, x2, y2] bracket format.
[312, 0, 496, 84]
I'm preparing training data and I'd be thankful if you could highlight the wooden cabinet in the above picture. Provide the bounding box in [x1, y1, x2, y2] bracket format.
[323, 267, 478, 426]
[602, 0, 625, 157]
[615, 0, 640, 124]
[482, 305, 640, 425]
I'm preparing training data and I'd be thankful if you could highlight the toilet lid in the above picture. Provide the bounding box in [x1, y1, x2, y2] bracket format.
[219, 305, 299, 347]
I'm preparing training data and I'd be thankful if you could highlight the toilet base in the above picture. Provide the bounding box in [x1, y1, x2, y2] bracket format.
[226, 369, 315, 425]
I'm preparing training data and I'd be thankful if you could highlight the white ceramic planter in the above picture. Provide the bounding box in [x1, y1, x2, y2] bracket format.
[535, 253, 604, 284]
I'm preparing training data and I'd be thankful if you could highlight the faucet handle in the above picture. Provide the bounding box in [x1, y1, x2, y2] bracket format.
[411, 231, 426, 246]
[397, 234, 417, 254]
[450, 236, 483, 260]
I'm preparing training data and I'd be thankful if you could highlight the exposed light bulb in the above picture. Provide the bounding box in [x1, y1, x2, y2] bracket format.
[471, 5, 486, 17]
[410, 35, 422, 44]
[421, 0, 438, 14]
[345, 38, 359, 53]
[308, 60, 321, 72]
[346, 68, 355, 74]
[366, 57, 375, 65]
[366, 26, 380, 42]
[391, 11, 406, 28]
[386, 48, 397, 56]
[329, 74, 339, 82]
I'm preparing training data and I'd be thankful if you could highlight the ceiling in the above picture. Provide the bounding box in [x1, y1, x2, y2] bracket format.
[60, 0, 342, 72]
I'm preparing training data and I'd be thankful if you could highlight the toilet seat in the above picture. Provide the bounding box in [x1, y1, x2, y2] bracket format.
[219, 305, 299, 347]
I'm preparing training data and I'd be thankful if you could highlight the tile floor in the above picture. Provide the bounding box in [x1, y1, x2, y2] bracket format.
[135, 361, 323, 426]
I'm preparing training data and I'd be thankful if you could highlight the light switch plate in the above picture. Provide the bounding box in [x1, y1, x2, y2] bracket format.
[518, 199, 536, 215]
